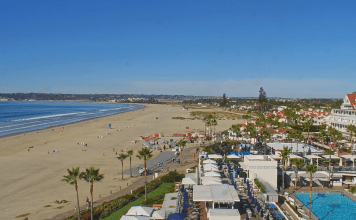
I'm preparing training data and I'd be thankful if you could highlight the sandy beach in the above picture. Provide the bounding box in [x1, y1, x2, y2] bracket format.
[0, 104, 243, 220]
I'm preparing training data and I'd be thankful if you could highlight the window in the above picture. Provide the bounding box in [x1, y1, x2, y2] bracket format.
[264, 166, 270, 169]
[249, 166, 256, 169]
[257, 166, 263, 169]
[270, 166, 277, 169]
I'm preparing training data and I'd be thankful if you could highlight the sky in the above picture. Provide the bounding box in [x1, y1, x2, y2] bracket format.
[1, 0, 356, 98]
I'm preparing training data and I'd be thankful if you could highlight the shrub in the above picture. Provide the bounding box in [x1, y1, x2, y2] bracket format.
[254, 178, 266, 193]
[160, 171, 185, 183]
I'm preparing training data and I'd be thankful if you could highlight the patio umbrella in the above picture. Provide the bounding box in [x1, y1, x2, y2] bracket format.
[246, 213, 249, 220]
[166, 213, 187, 220]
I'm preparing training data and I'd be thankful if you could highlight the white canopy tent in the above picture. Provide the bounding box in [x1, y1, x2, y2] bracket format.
[208, 154, 223, 159]
[204, 171, 221, 177]
[227, 154, 241, 159]
[203, 159, 217, 164]
[193, 185, 240, 208]
[287, 154, 303, 166]
[340, 155, 356, 168]
[182, 177, 198, 185]
[201, 176, 222, 185]
[120, 215, 151, 220]
[120, 216, 151, 220]
[126, 206, 153, 217]
[304, 155, 321, 166]
[151, 210, 165, 220]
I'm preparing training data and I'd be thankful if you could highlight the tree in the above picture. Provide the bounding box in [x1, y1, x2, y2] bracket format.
[221, 93, 227, 107]
[261, 128, 270, 155]
[117, 153, 128, 180]
[137, 148, 153, 201]
[347, 125, 356, 150]
[211, 118, 218, 136]
[231, 124, 242, 145]
[328, 127, 342, 148]
[80, 167, 104, 220]
[290, 159, 304, 190]
[280, 146, 291, 193]
[302, 120, 313, 144]
[62, 167, 81, 220]
[304, 164, 317, 220]
[289, 130, 303, 153]
[325, 149, 334, 187]
[258, 87, 267, 112]
[127, 150, 134, 177]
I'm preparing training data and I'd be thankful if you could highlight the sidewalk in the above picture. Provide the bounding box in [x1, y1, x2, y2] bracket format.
[49, 146, 198, 220]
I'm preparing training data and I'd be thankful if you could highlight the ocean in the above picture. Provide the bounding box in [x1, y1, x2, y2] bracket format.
[0, 101, 143, 137]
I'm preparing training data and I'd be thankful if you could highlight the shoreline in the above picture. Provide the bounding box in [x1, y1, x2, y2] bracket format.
[0, 103, 144, 140]
[0, 104, 242, 219]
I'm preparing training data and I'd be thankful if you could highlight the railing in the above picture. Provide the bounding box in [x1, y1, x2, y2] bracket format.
[285, 166, 356, 172]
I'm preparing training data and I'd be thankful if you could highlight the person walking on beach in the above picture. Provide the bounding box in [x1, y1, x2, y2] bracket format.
[74, 205, 77, 213]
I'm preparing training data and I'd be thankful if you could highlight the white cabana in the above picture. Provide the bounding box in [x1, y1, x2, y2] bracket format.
[270, 155, 282, 160]
[151, 210, 165, 220]
[208, 209, 241, 220]
[204, 171, 220, 177]
[182, 177, 198, 185]
[193, 185, 240, 204]
[304, 155, 321, 166]
[340, 155, 356, 168]
[208, 154, 223, 159]
[126, 206, 153, 217]
[321, 155, 340, 159]
[120, 216, 151, 220]
[203, 159, 217, 164]
[203, 163, 219, 169]
[201, 177, 222, 185]
[227, 154, 241, 159]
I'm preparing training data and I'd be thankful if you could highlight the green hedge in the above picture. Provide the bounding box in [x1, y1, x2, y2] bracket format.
[254, 178, 266, 193]
[64, 171, 181, 220]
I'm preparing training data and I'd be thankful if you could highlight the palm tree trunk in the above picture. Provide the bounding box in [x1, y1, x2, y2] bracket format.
[329, 155, 331, 187]
[282, 163, 285, 193]
[130, 157, 132, 177]
[295, 167, 298, 190]
[90, 183, 94, 220]
[144, 159, 147, 202]
[309, 173, 312, 220]
[76, 185, 80, 220]
[122, 161, 124, 180]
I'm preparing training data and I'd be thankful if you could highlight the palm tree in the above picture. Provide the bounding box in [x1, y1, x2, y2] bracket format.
[137, 147, 153, 201]
[231, 124, 242, 145]
[325, 149, 334, 187]
[261, 128, 270, 155]
[117, 153, 128, 180]
[80, 167, 104, 220]
[211, 118, 218, 137]
[304, 164, 317, 220]
[127, 150, 134, 177]
[280, 146, 291, 193]
[290, 159, 304, 190]
[302, 120, 313, 144]
[347, 125, 356, 151]
[62, 167, 81, 220]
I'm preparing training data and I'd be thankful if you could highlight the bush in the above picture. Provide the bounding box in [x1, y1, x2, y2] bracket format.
[254, 178, 266, 193]
[160, 171, 185, 183]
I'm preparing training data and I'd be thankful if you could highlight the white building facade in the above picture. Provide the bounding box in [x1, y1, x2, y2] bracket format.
[321, 94, 356, 133]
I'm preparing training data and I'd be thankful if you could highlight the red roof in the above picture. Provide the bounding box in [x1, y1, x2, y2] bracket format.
[347, 94, 356, 110]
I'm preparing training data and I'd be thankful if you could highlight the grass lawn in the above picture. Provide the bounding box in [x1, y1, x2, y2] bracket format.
[102, 183, 175, 220]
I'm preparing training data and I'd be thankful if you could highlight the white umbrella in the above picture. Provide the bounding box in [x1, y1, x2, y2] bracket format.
[126, 206, 153, 217]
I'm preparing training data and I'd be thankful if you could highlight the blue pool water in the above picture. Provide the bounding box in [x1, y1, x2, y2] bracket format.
[0, 101, 143, 137]
[296, 192, 356, 220]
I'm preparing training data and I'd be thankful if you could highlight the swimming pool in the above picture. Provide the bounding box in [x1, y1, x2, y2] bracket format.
[296, 192, 356, 220]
